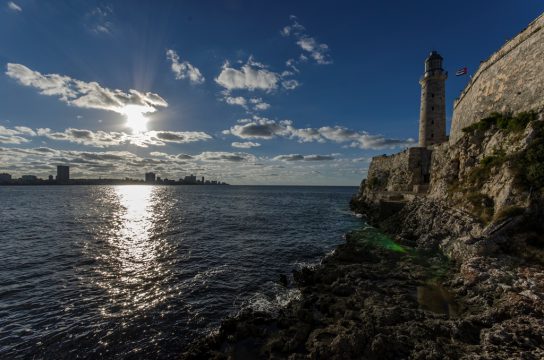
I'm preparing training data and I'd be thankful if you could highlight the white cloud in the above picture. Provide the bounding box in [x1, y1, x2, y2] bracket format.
[281, 16, 332, 65]
[7, 1, 22, 12]
[145, 130, 212, 145]
[0, 124, 212, 149]
[86, 6, 114, 34]
[231, 141, 261, 149]
[166, 49, 205, 85]
[227, 117, 294, 139]
[215, 59, 279, 92]
[222, 95, 271, 112]
[317, 126, 416, 149]
[0, 125, 33, 144]
[5, 63, 168, 116]
[249, 97, 270, 111]
[196, 151, 256, 162]
[13, 126, 36, 136]
[225, 96, 247, 107]
[281, 79, 300, 90]
[273, 154, 335, 161]
[35, 128, 211, 148]
[224, 118, 415, 150]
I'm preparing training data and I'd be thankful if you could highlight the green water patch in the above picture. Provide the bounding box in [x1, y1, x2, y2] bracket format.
[347, 226, 410, 253]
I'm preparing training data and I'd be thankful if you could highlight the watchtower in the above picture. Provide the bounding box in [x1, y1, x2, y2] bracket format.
[418, 51, 447, 147]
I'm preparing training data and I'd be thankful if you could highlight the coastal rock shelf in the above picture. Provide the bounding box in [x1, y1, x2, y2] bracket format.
[183, 228, 544, 359]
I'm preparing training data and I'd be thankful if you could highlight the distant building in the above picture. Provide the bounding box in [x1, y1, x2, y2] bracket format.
[201, 176, 205, 184]
[0, 173, 12, 182]
[48, 175, 54, 181]
[21, 175, 38, 181]
[57, 165, 70, 183]
[184, 174, 197, 184]
[145, 172, 156, 183]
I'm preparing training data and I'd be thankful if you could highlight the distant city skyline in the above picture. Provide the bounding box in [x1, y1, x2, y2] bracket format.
[0, 165, 227, 185]
[1, 1, 543, 185]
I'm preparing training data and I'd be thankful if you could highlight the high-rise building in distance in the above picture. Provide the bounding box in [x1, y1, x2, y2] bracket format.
[56, 165, 70, 183]
[145, 172, 156, 183]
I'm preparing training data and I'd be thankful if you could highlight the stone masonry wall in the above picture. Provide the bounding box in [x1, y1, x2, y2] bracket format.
[450, 13, 544, 143]
[366, 147, 432, 193]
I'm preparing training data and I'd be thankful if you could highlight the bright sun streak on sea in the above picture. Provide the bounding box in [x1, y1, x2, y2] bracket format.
[122, 105, 149, 133]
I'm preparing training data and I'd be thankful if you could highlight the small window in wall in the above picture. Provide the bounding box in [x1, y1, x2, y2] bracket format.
[431, 133, 434, 138]
[432, 106, 434, 111]
[431, 93, 435, 98]
[431, 120, 434, 125]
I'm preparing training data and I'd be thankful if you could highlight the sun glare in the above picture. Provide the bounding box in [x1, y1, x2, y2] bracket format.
[122, 105, 149, 133]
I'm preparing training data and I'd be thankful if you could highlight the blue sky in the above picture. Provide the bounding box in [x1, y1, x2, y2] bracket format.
[1, 0, 542, 185]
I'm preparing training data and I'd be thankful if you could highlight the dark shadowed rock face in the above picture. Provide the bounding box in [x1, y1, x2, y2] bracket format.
[182, 229, 544, 359]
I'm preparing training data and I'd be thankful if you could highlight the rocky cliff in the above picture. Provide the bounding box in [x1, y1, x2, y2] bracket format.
[347, 111, 544, 358]
[352, 111, 544, 262]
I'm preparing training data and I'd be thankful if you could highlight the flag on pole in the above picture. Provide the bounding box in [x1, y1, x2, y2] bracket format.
[456, 67, 468, 76]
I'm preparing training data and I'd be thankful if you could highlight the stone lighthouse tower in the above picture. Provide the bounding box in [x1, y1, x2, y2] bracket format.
[418, 51, 447, 147]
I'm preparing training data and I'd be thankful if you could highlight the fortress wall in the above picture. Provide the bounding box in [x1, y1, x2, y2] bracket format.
[366, 148, 432, 192]
[450, 13, 544, 143]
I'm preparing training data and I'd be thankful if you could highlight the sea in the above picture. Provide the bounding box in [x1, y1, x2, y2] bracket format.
[0, 185, 362, 359]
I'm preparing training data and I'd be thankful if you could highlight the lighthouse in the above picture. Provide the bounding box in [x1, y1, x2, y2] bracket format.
[418, 51, 447, 147]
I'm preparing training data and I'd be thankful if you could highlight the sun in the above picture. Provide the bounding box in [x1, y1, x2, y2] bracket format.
[122, 105, 149, 133]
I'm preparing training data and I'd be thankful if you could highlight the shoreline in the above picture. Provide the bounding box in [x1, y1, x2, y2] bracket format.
[182, 212, 544, 359]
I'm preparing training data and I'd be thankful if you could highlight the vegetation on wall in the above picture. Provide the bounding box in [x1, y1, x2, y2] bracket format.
[462, 111, 539, 135]
[450, 111, 543, 223]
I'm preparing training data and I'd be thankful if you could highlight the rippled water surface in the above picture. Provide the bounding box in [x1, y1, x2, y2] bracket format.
[0, 185, 361, 359]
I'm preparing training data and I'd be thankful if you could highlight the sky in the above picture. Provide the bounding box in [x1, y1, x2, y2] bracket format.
[1, 0, 543, 185]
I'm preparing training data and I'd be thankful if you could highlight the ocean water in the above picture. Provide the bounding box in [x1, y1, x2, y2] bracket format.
[0, 185, 361, 359]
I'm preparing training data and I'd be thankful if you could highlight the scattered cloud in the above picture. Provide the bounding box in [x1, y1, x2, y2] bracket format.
[249, 97, 270, 111]
[37, 128, 127, 147]
[225, 96, 247, 108]
[216, 58, 279, 92]
[0, 124, 211, 148]
[147, 130, 212, 145]
[281, 15, 332, 65]
[224, 117, 415, 150]
[273, 154, 335, 161]
[222, 95, 271, 112]
[281, 79, 300, 90]
[317, 126, 416, 149]
[5, 63, 168, 117]
[166, 49, 205, 85]
[231, 141, 261, 149]
[196, 151, 256, 162]
[0, 125, 33, 144]
[7, 1, 22, 12]
[227, 117, 294, 139]
[86, 5, 114, 34]
[35, 127, 211, 148]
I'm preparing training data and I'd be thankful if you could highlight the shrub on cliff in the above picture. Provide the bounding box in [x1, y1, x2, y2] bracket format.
[462, 111, 538, 134]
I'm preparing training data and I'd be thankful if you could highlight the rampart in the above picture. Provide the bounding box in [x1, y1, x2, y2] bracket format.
[450, 14, 544, 143]
[366, 147, 432, 193]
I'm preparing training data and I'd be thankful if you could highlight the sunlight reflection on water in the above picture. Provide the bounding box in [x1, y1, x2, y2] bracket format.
[92, 186, 172, 317]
